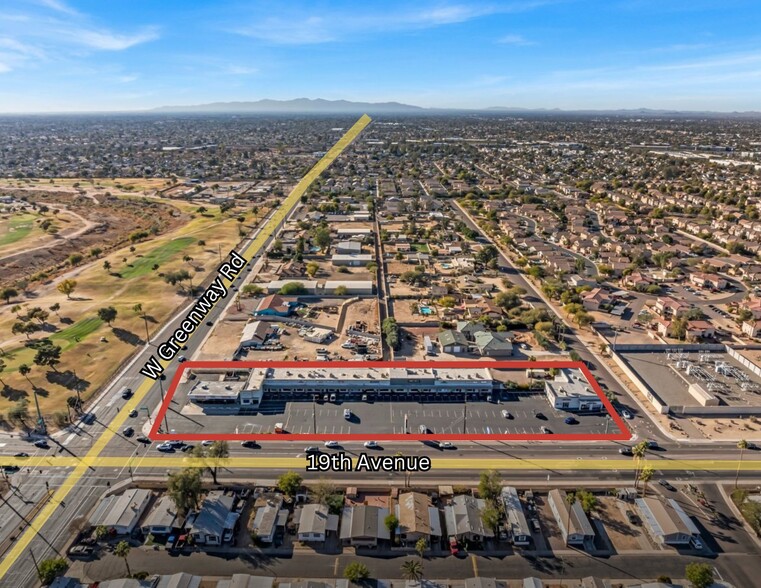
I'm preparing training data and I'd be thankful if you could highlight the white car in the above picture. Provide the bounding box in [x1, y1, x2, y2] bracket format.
[621, 409, 633, 420]
[418, 424, 428, 434]
[501, 409, 513, 419]
[324, 440, 340, 448]
[156, 442, 175, 452]
[438, 441, 454, 449]
[201, 440, 214, 446]
[364, 441, 379, 449]
[343, 409, 352, 419]
[540, 426, 552, 434]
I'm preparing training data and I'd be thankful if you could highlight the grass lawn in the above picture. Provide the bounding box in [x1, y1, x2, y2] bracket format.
[120, 237, 196, 279]
[411, 243, 430, 253]
[0, 213, 38, 247]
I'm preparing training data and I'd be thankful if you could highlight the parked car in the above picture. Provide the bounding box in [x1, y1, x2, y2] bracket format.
[540, 426, 552, 434]
[418, 424, 428, 434]
[625, 510, 641, 525]
[534, 411, 547, 420]
[343, 409, 352, 419]
[449, 536, 459, 555]
[501, 410, 513, 419]
[68, 545, 94, 558]
[690, 536, 704, 550]
[621, 409, 633, 419]
[564, 416, 578, 425]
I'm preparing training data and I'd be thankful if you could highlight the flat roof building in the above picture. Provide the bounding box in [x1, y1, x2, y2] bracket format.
[545, 369, 603, 412]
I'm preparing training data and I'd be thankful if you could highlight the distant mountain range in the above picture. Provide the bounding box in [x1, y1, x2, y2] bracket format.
[149, 98, 425, 114]
[146, 98, 761, 118]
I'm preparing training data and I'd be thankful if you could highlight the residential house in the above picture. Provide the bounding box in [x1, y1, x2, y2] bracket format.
[89, 488, 151, 535]
[395, 492, 442, 544]
[742, 320, 761, 338]
[331, 253, 373, 267]
[296, 503, 339, 543]
[473, 331, 514, 357]
[501, 487, 531, 546]
[264, 280, 318, 294]
[444, 495, 494, 542]
[548, 489, 595, 548]
[187, 491, 239, 546]
[141, 495, 183, 536]
[251, 494, 287, 544]
[635, 497, 700, 546]
[216, 577, 275, 588]
[655, 297, 690, 318]
[254, 295, 302, 317]
[155, 574, 203, 588]
[339, 505, 390, 547]
[581, 288, 611, 312]
[438, 330, 469, 354]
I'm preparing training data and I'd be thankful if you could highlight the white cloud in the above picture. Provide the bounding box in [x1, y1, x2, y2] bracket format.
[497, 34, 535, 46]
[233, 2, 551, 45]
[223, 65, 259, 75]
[30, 0, 79, 16]
[67, 27, 160, 51]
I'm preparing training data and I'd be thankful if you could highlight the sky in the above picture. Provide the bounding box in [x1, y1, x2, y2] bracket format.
[1, 0, 760, 112]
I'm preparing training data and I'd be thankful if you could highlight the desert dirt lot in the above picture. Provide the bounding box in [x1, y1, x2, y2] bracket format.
[596, 496, 653, 551]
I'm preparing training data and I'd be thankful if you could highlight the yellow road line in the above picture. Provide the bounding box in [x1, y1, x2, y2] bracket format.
[5, 456, 761, 471]
[0, 114, 372, 581]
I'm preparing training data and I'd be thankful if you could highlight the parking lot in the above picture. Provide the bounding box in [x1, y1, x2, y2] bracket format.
[172, 390, 615, 437]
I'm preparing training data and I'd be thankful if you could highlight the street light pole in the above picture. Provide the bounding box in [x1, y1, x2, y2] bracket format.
[158, 378, 170, 432]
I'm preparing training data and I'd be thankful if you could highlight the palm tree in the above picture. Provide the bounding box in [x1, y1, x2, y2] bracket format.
[632, 440, 648, 488]
[401, 559, 423, 582]
[735, 439, 748, 489]
[639, 465, 654, 497]
[114, 540, 131, 577]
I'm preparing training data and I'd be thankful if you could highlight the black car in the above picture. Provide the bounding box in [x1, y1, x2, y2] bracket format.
[2, 465, 20, 474]
[136, 436, 151, 444]
[658, 479, 676, 491]
[33, 440, 50, 449]
[14, 452, 29, 458]
[241, 440, 259, 448]
[534, 411, 547, 420]
[121, 388, 133, 399]
[122, 427, 134, 437]
[206, 321, 213, 326]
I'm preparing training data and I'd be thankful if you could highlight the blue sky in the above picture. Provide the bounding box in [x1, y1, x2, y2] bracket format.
[1, 0, 760, 112]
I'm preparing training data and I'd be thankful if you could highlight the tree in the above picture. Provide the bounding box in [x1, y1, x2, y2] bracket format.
[167, 468, 202, 514]
[343, 562, 370, 582]
[7, 399, 29, 427]
[685, 562, 714, 588]
[736, 439, 749, 489]
[193, 440, 229, 484]
[278, 282, 308, 295]
[415, 536, 427, 558]
[114, 540, 131, 577]
[313, 226, 332, 251]
[306, 262, 320, 277]
[574, 489, 598, 514]
[57, 279, 77, 299]
[312, 479, 337, 505]
[34, 343, 62, 372]
[94, 525, 109, 540]
[632, 440, 648, 488]
[0, 358, 6, 389]
[478, 469, 502, 500]
[384, 513, 399, 537]
[49, 302, 60, 319]
[400, 559, 423, 581]
[103, 260, 112, 272]
[97, 306, 118, 326]
[639, 465, 654, 497]
[1, 287, 18, 304]
[276, 471, 303, 497]
[37, 557, 68, 585]
[480, 502, 501, 534]
[241, 284, 264, 297]
[335, 285, 348, 295]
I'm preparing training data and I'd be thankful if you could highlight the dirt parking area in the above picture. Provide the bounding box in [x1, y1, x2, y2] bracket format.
[196, 319, 247, 360]
[341, 298, 379, 335]
[596, 497, 653, 551]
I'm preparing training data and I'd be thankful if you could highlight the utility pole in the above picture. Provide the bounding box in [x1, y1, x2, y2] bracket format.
[462, 394, 468, 434]
[312, 396, 317, 433]
[158, 378, 170, 432]
[29, 548, 40, 577]
[32, 389, 46, 435]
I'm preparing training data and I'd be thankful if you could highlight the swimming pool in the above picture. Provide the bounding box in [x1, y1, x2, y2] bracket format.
[420, 306, 434, 316]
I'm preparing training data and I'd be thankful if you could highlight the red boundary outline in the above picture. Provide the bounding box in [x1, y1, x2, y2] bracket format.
[150, 360, 630, 442]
